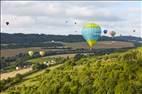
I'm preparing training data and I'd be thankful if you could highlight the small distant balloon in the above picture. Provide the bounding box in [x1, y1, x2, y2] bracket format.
[103, 30, 108, 34]
[51, 40, 55, 43]
[74, 22, 77, 24]
[109, 31, 116, 38]
[6, 22, 9, 26]
[133, 30, 136, 32]
[65, 20, 68, 23]
[28, 51, 34, 57]
[39, 51, 46, 57]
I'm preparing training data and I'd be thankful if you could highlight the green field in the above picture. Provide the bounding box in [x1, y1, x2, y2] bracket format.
[28, 57, 50, 63]
[28, 54, 76, 63]
[1, 47, 142, 94]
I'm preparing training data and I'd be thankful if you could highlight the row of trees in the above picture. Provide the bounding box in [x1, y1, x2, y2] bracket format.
[0, 53, 34, 73]
[1, 53, 28, 72]
[1, 33, 142, 44]
[4, 47, 142, 94]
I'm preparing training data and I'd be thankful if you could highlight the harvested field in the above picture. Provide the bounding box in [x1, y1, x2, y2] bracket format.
[0, 68, 32, 80]
[0, 47, 64, 57]
[0, 41, 135, 57]
[64, 41, 135, 49]
[0, 47, 42, 57]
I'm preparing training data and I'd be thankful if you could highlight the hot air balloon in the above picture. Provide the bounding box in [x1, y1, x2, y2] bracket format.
[133, 30, 136, 32]
[109, 31, 116, 38]
[103, 30, 108, 34]
[65, 20, 68, 23]
[51, 40, 55, 43]
[6, 22, 9, 26]
[39, 51, 46, 57]
[28, 51, 34, 57]
[81, 23, 101, 48]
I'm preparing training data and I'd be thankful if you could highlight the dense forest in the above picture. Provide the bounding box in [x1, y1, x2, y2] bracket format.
[1, 33, 142, 44]
[2, 47, 142, 94]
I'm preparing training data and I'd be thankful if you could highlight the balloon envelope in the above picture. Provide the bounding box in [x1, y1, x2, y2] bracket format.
[65, 20, 68, 23]
[39, 51, 46, 56]
[6, 22, 9, 25]
[109, 31, 116, 37]
[28, 51, 34, 57]
[81, 23, 101, 48]
[103, 30, 107, 34]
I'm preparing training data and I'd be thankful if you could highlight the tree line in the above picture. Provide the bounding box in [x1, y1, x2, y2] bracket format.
[1, 33, 141, 44]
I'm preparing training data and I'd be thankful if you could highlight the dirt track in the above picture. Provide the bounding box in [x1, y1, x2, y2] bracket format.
[0, 68, 32, 80]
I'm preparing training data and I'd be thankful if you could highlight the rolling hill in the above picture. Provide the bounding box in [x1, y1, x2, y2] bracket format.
[2, 47, 142, 94]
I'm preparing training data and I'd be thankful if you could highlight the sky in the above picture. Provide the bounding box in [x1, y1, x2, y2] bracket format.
[1, 1, 142, 37]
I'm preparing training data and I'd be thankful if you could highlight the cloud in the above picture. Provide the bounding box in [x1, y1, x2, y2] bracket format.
[2, 1, 124, 21]
[1, 2, 63, 17]
[1, 1, 141, 37]
[66, 6, 93, 17]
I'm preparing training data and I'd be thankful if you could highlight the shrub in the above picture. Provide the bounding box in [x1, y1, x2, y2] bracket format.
[32, 63, 47, 70]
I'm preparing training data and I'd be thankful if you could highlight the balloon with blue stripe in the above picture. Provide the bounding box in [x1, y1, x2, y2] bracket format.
[81, 23, 101, 48]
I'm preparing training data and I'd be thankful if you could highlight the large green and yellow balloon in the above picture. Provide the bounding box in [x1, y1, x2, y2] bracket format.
[81, 23, 101, 48]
